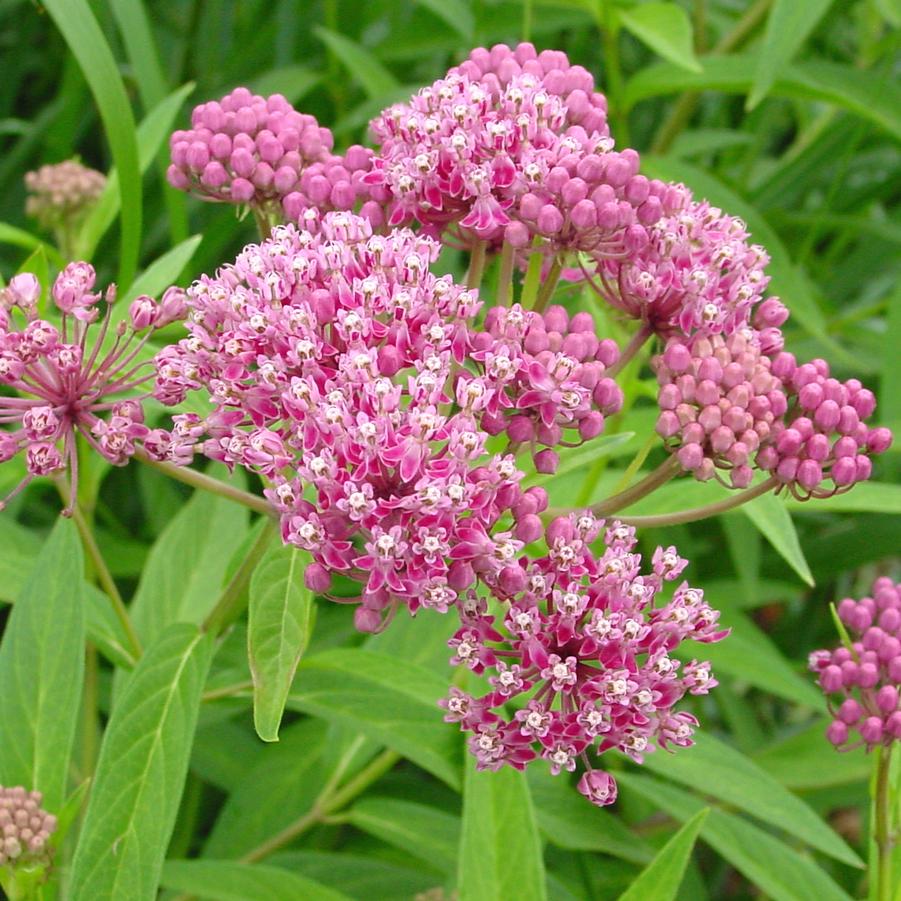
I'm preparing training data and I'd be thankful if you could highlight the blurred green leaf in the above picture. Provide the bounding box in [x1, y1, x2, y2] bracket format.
[348, 797, 459, 873]
[0, 222, 64, 267]
[248, 544, 315, 741]
[0, 518, 42, 603]
[742, 491, 814, 586]
[620, 773, 854, 901]
[43, 0, 141, 288]
[77, 82, 196, 261]
[129, 477, 249, 643]
[162, 860, 351, 901]
[314, 27, 399, 99]
[748, 0, 836, 110]
[415, 0, 475, 40]
[639, 732, 862, 867]
[785, 482, 901, 514]
[69, 624, 214, 900]
[83, 582, 138, 670]
[288, 648, 461, 788]
[618, 808, 709, 901]
[619, 3, 701, 74]
[625, 56, 901, 142]
[0, 518, 84, 810]
[459, 755, 546, 901]
[248, 66, 322, 104]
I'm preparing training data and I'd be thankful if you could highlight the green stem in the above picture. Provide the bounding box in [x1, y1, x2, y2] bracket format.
[80, 644, 99, 779]
[874, 745, 895, 901]
[650, 0, 772, 154]
[522, 0, 533, 41]
[589, 456, 681, 516]
[65, 493, 143, 662]
[605, 323, 653, 379]
[202, 679, 254, 702]
[533, 255, 563, 313]
[601, 6, 628, 145]
[496, 240, 516, 307]
[618, 476, 779, 527]
[134, 449, 275, 517]
[465, 239, 489, 290]
[520, 244, 545, 308]
[202, 519, 278, 635]
[241, 746, 400, 863]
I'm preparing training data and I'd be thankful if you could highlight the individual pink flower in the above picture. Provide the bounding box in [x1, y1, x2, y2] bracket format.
[0, 264, 185, 512]
[441, 513, 727, 805]
[810, 578, 901, 751]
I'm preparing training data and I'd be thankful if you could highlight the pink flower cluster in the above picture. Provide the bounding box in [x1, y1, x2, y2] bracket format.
[365, 42, 681, 251]
[0, 266, 185, 510]
[471, 303, 623, 473]
[586, 194, 776, 339]
[653, 329, 891, 496]
[153, 212, 627, 629]
[442, 514, 726, 805]
[810, 578, 901, 750]
[0, 785, 57, 867]
[168, 88, 357, 218]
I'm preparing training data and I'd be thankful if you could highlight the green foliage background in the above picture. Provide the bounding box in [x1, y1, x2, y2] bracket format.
[0, 0, 899, 899]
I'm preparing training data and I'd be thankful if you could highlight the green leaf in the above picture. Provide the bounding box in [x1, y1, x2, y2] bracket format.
[77, 82, 196, 261]
[109, 0, 168, 109]
[741, 491, 814, 586]
[415, 0, 475, 40]
[249, 544, 316, 741]
[786, 482, 901, 514]
[314, 27, 399, 99]
[638, 731, 862, 867]
[618, 808, 709, 901]
[287, 648, 461, 789]
[620, 773, 854, 901]
[42, 0, 141, 289]
[0, 223, 64, 267]
[119, 234, 202, 308]
[0, 519, 84, 810]
[129, 477, 248, 643]
[83, 582, 139, 669]
[348, 797, 459, 874]
[248, 66, 321, 105]
[526, 766, 652, 864]
[459, 755, 546, 901]
[162, 860, 351, 901]
[69, 624, 214, 900]
[619, 3, 701, 74]
[748, 0, 835, 110]
[0, 518, 42, 603]
[624, 56, 901, 142]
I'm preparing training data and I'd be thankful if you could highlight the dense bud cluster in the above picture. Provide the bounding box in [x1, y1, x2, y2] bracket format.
[442, 515, 726, 805]
[25, 160, 106, 233]
[653, 329, 890, 496]
[0, 265, 185, 509]
[168, 88, 338, 216]
[366, 42, 680, 252]
[810, 578, 901, 750]
[0, 786, 56, 867]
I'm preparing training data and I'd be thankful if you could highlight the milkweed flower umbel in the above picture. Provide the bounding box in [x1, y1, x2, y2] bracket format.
[25, 160, 106, 236]
[810, 578, 901, 750]
[0, 265, 185, 511]
[152, 212, 620, 630]
[441, 514, 727, 805]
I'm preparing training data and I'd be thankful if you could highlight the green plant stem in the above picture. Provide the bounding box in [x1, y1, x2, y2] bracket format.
[874, 745, 895, 901]
[241, 746, 400, 863]
[601, 5, 628, 145]
[650, 0, 772, 154]
[64, 493, 143, 662]
[80, 644, 99, 780]
[466, 239, 489, 290]
[589, 456, 681, 516]
[202, 679, 254, 702]
[496, 240, 516, 306]
[202, 519, 279, 636]
[617, 476, 778, 527]
[134, 449, 275, 517]
[605, 323, 653, 378]
[533, 255, 563, 313]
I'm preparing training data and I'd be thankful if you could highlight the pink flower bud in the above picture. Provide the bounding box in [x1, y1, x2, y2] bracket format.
[826, 720, 848, 746]
[534, 448, 559, 474]
[860, 716, 884, 744]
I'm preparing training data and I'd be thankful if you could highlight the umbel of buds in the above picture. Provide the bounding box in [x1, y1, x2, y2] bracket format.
[0, 786, 57, 868]
[25, 160, 106, 234]
[811, 578, 901, 751]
